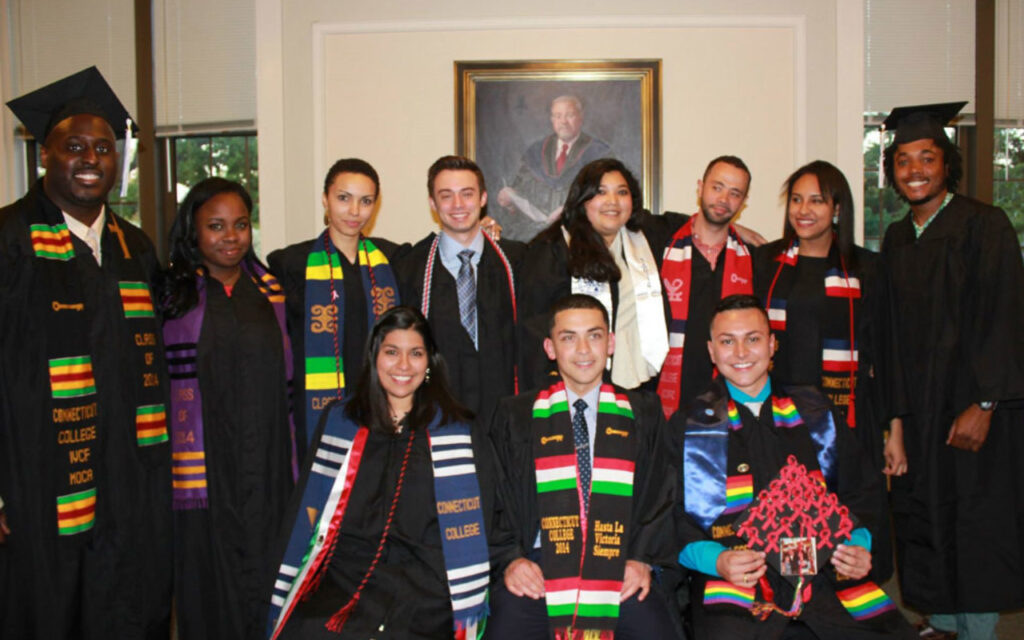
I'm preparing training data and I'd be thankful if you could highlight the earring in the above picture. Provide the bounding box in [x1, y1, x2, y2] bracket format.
[424, 368, 431, 382]
[832, 214, 839, 225]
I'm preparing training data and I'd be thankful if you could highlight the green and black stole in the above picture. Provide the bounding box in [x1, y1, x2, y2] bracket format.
[763, 238, 861, 427]
[28, 192, 167, 538]
[302, 232, 398, 445]
[531, 381, 637, 640]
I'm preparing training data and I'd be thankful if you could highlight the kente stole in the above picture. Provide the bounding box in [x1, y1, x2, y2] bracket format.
[28, 193, 167, 538]
[764, 238, 861, 427]
[302, 232, 398, 445]
[657, 219, 752, 417]
[531, 381, 636, 640]
[164, 260, 297, 509]
[267, 404, 489, 639]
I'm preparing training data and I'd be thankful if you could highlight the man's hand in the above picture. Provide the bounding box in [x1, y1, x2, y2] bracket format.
[733, 223, 767, 247]
[0, 508, 9, 544]
[947, 404, 994, 452]
[715, 549, 766, 588]
[620, 560, 651, 602]
[497, 187, 516, 209]
[504, 557, 545, 599]
[883, 417, 908, 476]
[480, 217, 503, 241]
[831, 543, 871, 580]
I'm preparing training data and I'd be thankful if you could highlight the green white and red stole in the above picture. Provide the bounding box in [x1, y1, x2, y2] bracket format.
[531, 381, 637, 640]
[267, 404, 489, 640]
[164, 260, 297, 509]
[763, 238, 861, 427]
[657, 218, 752, 417]
[302, 232, 399, 446]
[27, 186, 167, 537]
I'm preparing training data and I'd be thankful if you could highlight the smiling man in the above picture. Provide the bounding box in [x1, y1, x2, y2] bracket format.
[670, 294, 915, 639]
[487, 294, 680, 639]
[395, 155, 524, 419]
[1, 67, 171, 638]
[880, 103, 1024, 640]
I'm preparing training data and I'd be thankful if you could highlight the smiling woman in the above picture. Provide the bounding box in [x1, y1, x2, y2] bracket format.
[158, 177, 296, 640]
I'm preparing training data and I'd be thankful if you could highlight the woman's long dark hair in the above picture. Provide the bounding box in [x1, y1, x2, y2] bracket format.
[537, 158, 643, 282]
[159, 177, 257, 318]
[346, 306, 472, 434]
[780, 160, 858, 268]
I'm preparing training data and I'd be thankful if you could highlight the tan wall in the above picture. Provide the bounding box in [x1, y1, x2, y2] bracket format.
[257, 0, 863, 254]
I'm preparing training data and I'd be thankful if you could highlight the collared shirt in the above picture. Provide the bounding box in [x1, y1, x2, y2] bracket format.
[726, 378, 772, 416]
[912, 191, 954, 238]
[63, 207, 107, 266]
[437, 229, 484, 281]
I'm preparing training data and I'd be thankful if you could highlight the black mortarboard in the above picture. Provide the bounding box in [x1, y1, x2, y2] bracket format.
[881, 101, 967, 145]
[6, 66, 135, 142]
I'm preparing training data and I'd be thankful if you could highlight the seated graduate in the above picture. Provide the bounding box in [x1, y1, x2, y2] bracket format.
[487, 293, 680, 640]
[159, 178, 295, 640]
[266, 306, 513, 639]
[670, 294, 914, 639]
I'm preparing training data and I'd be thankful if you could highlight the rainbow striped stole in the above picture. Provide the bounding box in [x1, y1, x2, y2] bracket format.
[703, 579, 755, 609]
[727, 400, 742, 430]
[771, 396, 803, 428]
[30, 222, 75, 260]
[723, 474, 754, 514]
[836, 582, 896, 620]
[531, 381, 636, 636]
[302, 233, 398, 446]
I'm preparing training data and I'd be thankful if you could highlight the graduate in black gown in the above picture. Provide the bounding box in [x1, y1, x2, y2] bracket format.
[671, 295, 914, 640]
[395, 156, 524, 421]
[267, 306, 515, 639]
[267, 158, 402, 462]
[879, 103, 1024, 638]
[159, 178, 294, 640]
[1, 67, 172, 638]
[752, 161, 893, 582]
[517, 159, 671, 394]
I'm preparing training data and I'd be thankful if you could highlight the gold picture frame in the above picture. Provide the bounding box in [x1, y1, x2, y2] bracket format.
[455, 59, 662, 242]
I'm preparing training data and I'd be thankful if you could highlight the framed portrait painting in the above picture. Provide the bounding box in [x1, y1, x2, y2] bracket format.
[456, 59, 661, 242]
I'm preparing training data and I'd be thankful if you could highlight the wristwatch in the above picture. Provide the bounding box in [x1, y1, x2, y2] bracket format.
[978, 401, 997, 411]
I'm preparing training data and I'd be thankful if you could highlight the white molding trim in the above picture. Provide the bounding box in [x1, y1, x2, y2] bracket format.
[255, 0, 286, 257]
[310, 14, 809, 216]
[836, 1, 865, 243]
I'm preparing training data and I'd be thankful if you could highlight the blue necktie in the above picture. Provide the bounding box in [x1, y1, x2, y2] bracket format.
[456, 249, 477, 347]
[572, 398, 591, 508]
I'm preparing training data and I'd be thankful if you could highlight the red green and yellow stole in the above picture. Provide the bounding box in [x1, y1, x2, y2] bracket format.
[29, 195, 167, 538]
[531, 381, 637, 640]
[302, 232, 399, 446]
[763, 238, 861, 427]
[164, 260, 296, 509]
[657, 219, 752, 417]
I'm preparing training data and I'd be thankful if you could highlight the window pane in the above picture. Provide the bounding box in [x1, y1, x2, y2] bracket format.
[994, 127, 1024, 248]
[862, 126, 906, 249]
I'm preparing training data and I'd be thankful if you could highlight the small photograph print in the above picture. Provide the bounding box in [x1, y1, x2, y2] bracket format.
[780, 537, 817, 576]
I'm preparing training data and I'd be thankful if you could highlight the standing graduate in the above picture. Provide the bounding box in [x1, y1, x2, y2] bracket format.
[0, 67, 172, 638]
[395, 155, 524, 420]
[267, 158, 402, 460]
[159, 178, 294, 639]
[753, 160, 893, 582]
[671, 295, 914, 640]
[267, 306, 515, 639]
[880, 102, 1024, 639]
[516, 159, 670, 394]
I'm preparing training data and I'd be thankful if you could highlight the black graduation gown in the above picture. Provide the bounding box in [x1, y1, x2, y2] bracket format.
[0, 185, 172, 639]
[515, 211, 679, 393]
[267, 236, 403, 461]
[487, 386, 677, 573]
[752, 241, 893, 582]
[279, 417, 516, 639]
[881, 194, 1024, 613]
[173, 276, 293, 640]
[395, 234, 524, 421]
[670, 378, 914, 640]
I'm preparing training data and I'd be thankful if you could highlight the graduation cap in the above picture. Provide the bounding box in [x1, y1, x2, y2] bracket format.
[881, 101, 967, 146]
[6, 66, 135, 142]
